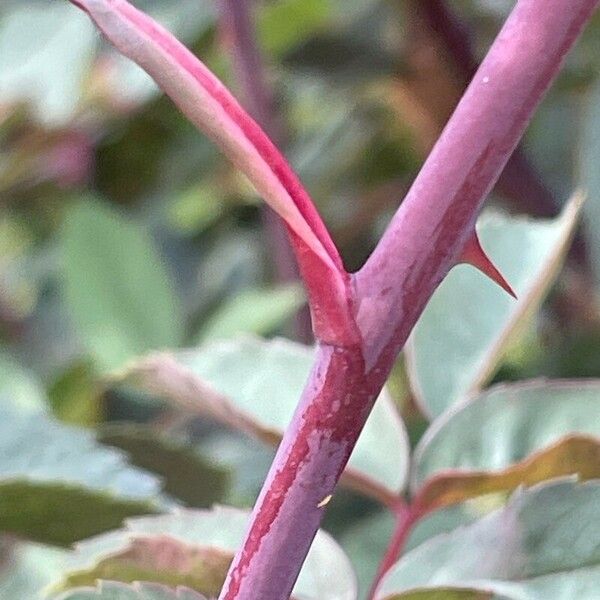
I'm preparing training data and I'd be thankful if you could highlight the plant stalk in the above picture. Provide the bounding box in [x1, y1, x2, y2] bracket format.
[219, 1, 598, 598]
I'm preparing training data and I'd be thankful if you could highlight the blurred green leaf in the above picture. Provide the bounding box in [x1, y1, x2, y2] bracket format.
[56, 581, 206, 600]
[581, 78, 600, 288]
[62, 198, 183, 372]
[116, 336, 410, 503]
[0, 541, 70, 600]
[195, 431, 275, 507]
[99, 424, 230, 508]
[383, 591, 490, 600]
[0, 410, 162, 546]
[407, 194, 582, 418]
[167, 182, 225, 235]
[0, 351, 47, 414]
[411, 380, 600, 513]
[49, 361, 103, 426]
[376, 480, 600, 599]
[258, 0, 332, 55]
[53, 506, 356, 600]
[340, 504, 479, 599]
[197, 284, 305, 342]
[0, 4, 95, 125]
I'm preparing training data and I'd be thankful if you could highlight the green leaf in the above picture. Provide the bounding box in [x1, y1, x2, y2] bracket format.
[340, 505, 479, 599]
[407, 195, 582, 418]
[56, 581, 206, 600]
[99, 424, 230, 508]
[0, 351, 47, 414]
[0, 541, 70, 600]
[412, 380, 600, 512]
[49, 361, 103, 427]
[581, 78, 600, 288]
[383, 591, 491, 600]
[0, 410, 162, 546]
[375, 480, 600, 599]
[258, 0, 332, 55]
[0, 4, 96, 125]
[53, 506, 356, 600]
[197, 284, 305, 342]
[62, 198, 183, 372]
[116, 336, 410, 503]
[195, 431, 275, 507]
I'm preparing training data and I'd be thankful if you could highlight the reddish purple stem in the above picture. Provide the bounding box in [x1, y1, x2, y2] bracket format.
[219, 2, 599, 598]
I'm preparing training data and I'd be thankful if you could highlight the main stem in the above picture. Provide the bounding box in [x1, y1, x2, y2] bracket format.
[219, 1, 598, 598]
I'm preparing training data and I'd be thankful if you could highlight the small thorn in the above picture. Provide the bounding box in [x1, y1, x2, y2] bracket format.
[459, 232, 517, 299]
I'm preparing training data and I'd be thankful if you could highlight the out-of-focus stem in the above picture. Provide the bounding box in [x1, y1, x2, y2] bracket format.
[219, 0, 312, 341]
[411, 0, 588, 266]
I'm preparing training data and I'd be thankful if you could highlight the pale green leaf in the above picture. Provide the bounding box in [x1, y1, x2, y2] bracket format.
[376, 480, 600, 600]
[0, 541, 70, 600]
[0, 4, 95, 125]
[407, 195, 581, 418]
[54, 506, 356, 600]
[0, 410, 162, 545]
[198, 284, 305, 342]
[116, 337, 410, 502]
[62, 199, 183, 372]
[56, 581, 206, 600]
[412, 380, 600, 512]
[0, 351, 47, 414]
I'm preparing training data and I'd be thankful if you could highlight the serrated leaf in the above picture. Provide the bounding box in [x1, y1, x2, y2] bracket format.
[197, 284, 305, 342]
[376, 480, 600, 599]
[411, 380, 600, 513]
[62, 198, 183, 372]
[56, 581, 207, 600]
[0, 410, 162, 546]
[54, 506, 356, 600]
[115, 337, 410, 504]
[407, 195, 581, 418]
[99, 424, 230, 508]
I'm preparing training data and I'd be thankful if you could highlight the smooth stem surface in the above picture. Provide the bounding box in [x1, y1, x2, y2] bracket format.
[219, 1, 598, 598]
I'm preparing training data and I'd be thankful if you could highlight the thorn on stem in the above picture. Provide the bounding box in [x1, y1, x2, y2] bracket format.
[459, 231, 517, 299]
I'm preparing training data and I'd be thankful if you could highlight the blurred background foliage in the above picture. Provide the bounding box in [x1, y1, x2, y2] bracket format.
[1, 0, 600, 595]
